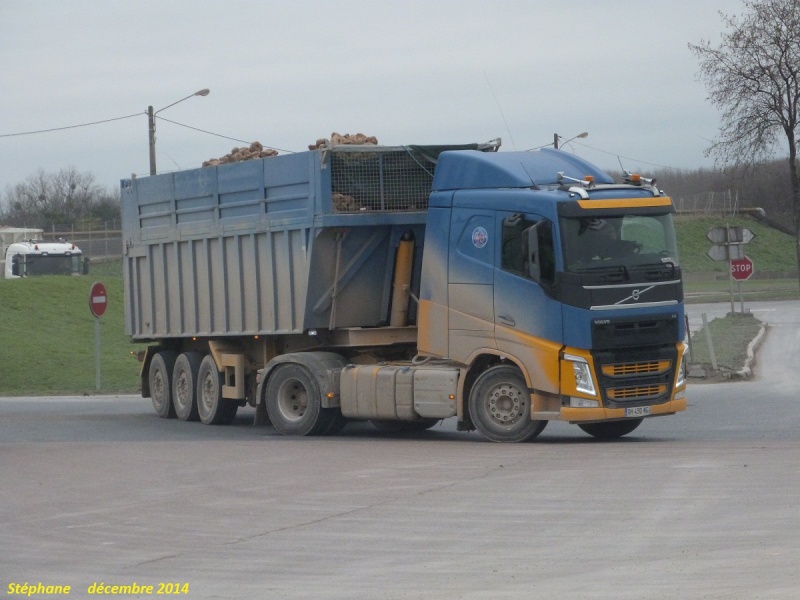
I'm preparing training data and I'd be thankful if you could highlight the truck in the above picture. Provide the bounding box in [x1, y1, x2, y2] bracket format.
[4, 237, 89, 278]
[121, 139, 687, 442]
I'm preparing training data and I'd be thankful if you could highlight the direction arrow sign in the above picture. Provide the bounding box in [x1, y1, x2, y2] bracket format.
[739, 228, 756, 244]
[706, 226, 756, 244]
[89, 282, 108, 318]
[707, 227, 729, 244]
[707, 245, 729, 261]
[707, 244, 745, 261]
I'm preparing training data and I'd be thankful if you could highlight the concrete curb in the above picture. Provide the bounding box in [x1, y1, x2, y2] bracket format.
[732, 323, 769, 379]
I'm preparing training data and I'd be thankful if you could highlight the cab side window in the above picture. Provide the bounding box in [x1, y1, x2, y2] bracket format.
[501, 214, 533, 275]
[501, 214, 555, 285]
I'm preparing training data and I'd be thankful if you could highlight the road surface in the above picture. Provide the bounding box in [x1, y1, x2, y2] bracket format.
[1, 301, 798, 599]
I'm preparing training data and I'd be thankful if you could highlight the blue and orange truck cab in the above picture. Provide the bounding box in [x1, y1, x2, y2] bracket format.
[416, 148, 687, 441]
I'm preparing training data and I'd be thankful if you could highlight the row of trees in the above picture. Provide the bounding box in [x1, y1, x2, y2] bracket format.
[1, 157, 797, 235]
[0, 167, 119, 230]
[649, 159, 796, 229]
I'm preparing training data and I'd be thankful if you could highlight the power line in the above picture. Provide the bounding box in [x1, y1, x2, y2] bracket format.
[572, 140, 692, 172]
[0, 111, 290, 154]
[0, 112, 143, 137]
[155, 116, 294, 153]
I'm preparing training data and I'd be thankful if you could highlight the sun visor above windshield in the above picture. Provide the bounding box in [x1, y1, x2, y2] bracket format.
[432, 148, 614, 191]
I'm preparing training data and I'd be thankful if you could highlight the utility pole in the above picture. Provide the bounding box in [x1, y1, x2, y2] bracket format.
[148, 105, 156, 176]
[147, 89, 209, 176]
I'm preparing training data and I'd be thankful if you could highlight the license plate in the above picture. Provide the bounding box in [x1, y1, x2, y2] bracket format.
[626, 406, 651, 417]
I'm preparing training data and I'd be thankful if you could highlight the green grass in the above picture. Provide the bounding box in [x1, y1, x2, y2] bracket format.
[0, 216, 796, 395]
[675, 213, 798, 273]
[0, 267, 146, 395]
[688, 312, 763, 372]
[675, 214, 800, 302]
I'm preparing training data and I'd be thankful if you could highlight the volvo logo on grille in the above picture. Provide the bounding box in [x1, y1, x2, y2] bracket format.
[616, 285, 656, 305]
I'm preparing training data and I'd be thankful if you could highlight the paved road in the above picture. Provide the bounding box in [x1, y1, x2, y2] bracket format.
[1, 301, 798, 599]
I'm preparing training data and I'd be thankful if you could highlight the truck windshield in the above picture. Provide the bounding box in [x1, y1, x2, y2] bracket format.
[560, 213, 678, 273]
[22, 255, 82, 276]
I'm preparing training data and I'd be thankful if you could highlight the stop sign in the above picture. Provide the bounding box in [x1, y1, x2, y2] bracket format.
[89, 282, 108, 318]
[730, 256, 754, 281]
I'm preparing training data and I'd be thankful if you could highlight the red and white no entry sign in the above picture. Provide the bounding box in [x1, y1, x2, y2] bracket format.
[89, 282, 108, 318]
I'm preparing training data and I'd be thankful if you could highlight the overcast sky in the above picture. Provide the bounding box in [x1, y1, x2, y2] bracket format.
[1, 0, 748, 194]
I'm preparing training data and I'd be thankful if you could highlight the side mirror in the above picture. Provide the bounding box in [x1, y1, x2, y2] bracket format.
[11, 255, 21, 277]
[82, 257, 90, 275]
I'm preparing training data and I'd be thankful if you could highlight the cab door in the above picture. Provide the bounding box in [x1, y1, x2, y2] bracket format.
[446, 206, 497, 364]
[493, 212, 562, 395]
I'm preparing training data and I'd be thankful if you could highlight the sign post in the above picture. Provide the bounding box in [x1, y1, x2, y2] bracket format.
[89, 282, 108, 391]
[706, 226, 755, 314]
[730, 256, 754, 314]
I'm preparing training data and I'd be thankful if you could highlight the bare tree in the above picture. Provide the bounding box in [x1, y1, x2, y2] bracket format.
[0, 167, 118, 229]
[689, 0, 800, 289]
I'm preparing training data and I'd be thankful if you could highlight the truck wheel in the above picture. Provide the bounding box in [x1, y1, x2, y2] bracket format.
[468, 365, 547, 443]
[578, 419, 643, 439]
[197, 355, 237, 425]
[172, 352, 202, 421]
[266, 363, 333, 436]
[149, 351, 178, 419]
[321, 410, 349, 436]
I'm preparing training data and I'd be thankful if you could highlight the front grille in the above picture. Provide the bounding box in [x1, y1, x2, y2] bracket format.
[602, 360, 670, 377]
[592, 314, 679, 350]
[594, 346, 677, 408]
[607, 384, 667, 401]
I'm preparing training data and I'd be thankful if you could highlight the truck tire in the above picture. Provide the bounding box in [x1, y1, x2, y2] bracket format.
[468, 365, 547, 443]
[149, 351, 178, 419]
[578, 419, 643, 439]
[172, 352, 202, 422]
[265, 363, 333, 436]
[321, 411, 349, 436]
[196, 355, 238, 425]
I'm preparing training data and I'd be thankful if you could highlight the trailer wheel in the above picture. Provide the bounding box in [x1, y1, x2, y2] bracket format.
[468, 365, 547, 443]
[578, 419, 643, 439]
[266, 363, 333, 436]
[172, 352, 202, 422]
[149, 351, 178, 419]
[197, 355, 237, 425]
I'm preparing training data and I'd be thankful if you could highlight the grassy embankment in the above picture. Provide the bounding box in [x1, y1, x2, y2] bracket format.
[0, 260, 146, 395]
[0, 214, 795, 395]
[675, 214, 799, 302]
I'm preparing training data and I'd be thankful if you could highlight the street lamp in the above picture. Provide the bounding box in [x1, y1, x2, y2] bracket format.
[148, 88, 210, 175]
[554, 131, 588, 150]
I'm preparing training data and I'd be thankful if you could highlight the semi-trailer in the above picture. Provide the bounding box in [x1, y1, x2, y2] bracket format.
[121, 139, 687, 442]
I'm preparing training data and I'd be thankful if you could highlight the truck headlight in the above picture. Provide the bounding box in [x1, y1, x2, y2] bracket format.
[564, 353, 596, 396]
[675, 347, 688, 389]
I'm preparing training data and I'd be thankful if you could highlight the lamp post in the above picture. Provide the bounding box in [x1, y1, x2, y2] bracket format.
[148, 88, 210, 175]
[554, 131, 588, 150]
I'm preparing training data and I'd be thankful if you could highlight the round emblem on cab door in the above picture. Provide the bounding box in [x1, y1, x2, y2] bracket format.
[472, 227, 488, 249]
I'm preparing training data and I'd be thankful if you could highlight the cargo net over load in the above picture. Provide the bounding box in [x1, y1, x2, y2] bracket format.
[315, 133, 501, 213]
